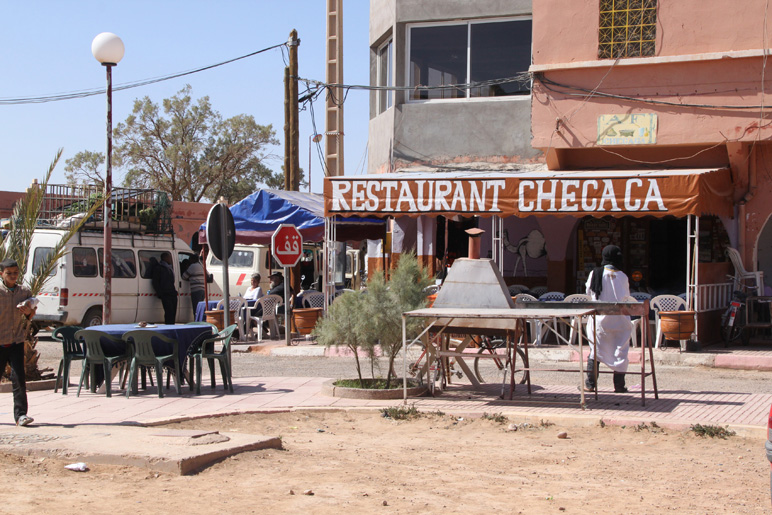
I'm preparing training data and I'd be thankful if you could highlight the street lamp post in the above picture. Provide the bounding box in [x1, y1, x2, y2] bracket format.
[91, 32, 124, 325]
[308, 133, 323, 192]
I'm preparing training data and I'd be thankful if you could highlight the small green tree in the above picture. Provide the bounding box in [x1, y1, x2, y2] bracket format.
[361, 253, 433, 388]
[313, 291, 373, 384]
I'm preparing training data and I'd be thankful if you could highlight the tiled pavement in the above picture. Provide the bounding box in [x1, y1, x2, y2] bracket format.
[1, 343, 771, 436]
[2, 374, 769, 438]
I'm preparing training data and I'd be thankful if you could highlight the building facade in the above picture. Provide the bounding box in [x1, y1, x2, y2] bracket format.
[529, 0, 772, 340]
[325, 0, 772, 343]
[364, 0, 542, 276]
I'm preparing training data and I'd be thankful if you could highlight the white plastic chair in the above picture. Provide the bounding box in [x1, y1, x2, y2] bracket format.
[216, 297, 246, 340]
[726, 247, 764, 293]
[564, 294, 591, 346]
[650, 294, 687, 349]
[514, 293, 544, 345]
[620, 295, 645, 348]
[249, 294, 283, 341]
[538, 292, 567, 344]
[301, 291, 325, 308]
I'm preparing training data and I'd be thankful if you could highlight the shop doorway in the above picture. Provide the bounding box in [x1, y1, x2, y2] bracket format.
[649, 217, 687, 295]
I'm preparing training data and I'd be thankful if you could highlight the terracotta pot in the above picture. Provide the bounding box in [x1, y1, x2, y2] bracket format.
[294, 307, 323, 335]
[659, 310, 695, 340]
[205, 309, 236, 331]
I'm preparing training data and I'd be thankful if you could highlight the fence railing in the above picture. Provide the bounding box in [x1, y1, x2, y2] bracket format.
[35, 184, 173, 235]
[696, 282, 733, 312]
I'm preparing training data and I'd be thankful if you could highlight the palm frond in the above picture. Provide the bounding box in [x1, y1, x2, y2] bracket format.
[0, 149, 105, 295]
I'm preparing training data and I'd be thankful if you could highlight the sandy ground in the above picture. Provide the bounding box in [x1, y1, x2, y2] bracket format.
[0, 409, 768, 514]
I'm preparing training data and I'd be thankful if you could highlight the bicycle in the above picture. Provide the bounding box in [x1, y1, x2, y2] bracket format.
[721, 277, 757, 346]
[472, 335, 528, 385]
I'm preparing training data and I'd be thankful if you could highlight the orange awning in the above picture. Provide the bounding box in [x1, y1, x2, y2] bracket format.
[324, 167, 734, 219]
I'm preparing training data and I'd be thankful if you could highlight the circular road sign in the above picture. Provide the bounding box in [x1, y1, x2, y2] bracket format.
[206, 203, 236, 261]
[272, 224, 303, 267]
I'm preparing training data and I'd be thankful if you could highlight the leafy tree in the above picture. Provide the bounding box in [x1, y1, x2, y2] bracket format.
[360, 253, 433, 388]
[313, 291, 373, 384]
[65, 85, 280, 203]
[63, 150, 105, 188]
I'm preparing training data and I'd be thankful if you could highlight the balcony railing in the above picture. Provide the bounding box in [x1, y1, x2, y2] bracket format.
[36, 184, 173, 235]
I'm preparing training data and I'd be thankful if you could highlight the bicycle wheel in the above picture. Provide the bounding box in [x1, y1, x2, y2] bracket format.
[474, 345, 527, 384]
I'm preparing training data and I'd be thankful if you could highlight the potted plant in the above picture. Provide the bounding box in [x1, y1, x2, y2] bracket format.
[314, 252, 433, 395]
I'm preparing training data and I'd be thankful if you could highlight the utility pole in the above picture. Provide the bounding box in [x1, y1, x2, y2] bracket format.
[289, 29, 300, 190]
[284, 65, 291, 190]
[283, 29, 302, 324]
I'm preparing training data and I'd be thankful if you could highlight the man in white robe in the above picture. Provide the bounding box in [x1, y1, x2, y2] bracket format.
[584, 245, 633, 393]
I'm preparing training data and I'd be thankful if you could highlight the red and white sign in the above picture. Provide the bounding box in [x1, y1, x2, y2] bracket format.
[271, 224, 302, 267]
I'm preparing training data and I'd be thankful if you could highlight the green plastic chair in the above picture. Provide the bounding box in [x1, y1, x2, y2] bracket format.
[122, 330, 181, 398]
[183, 322, 217, 391]
[192, 324, 237, 395]
[74, 329, 130, 398]
[52, 325, 85, 395]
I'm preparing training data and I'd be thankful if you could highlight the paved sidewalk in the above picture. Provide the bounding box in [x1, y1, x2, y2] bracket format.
[2, 374, 769, 439]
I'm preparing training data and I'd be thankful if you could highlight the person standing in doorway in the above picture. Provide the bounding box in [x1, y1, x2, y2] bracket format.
[0, 259, 36, 426]
[584, 245, 633, 393]
[182, 255, 206, 318]
[153, 252, 178, 324]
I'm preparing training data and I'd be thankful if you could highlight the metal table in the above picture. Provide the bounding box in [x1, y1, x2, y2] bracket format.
[402, 301, 658, 408]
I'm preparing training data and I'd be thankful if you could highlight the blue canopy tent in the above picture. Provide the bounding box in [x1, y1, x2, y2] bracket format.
[198, 188, 386, 245]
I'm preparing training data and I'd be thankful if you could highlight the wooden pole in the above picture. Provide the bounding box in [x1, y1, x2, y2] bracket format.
[283, 66, 291, 190]
[288, 29, 302, 299]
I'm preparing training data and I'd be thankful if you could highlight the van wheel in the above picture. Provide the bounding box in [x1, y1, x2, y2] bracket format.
[82, 307, 103, 327]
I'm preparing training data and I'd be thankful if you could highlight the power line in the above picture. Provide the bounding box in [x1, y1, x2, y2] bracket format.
[536, 74, 772, 111]
[0, 42, 287, 105]
[297, 72, 532, 93]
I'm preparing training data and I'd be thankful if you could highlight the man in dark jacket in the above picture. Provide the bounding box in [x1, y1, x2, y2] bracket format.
[152, 252, 177, 324]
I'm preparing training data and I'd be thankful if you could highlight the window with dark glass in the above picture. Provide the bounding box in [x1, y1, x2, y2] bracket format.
[98, 248, 137, 278]
[409, 18, 531, 101]
[139, 250, 164, 279]
[72, 247, 97, 277]
[598, 0, 657, 59]
[210, 250, 254, 268]
[32, 247, 55, 276]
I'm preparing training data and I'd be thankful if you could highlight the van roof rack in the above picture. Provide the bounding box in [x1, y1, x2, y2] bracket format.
[35, 184, 174, 236]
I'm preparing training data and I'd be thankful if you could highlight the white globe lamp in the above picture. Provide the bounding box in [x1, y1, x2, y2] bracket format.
[91, 32, 125, 65]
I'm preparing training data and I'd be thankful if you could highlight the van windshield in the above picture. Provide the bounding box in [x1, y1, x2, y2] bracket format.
[210, 250, 254, 268]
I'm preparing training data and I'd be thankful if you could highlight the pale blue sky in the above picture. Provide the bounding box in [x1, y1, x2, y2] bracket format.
[0, 0, 370, 196]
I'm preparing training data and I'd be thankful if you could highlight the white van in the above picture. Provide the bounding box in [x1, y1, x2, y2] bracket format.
[28, 229, 198, 328]
[206, 243, 322, 297]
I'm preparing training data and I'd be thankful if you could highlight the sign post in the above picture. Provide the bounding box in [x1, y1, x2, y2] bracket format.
[205, 202, 236, 328]
[272, 224, 303, 346]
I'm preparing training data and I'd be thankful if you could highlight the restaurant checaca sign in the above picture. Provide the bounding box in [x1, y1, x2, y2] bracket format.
[324, 168, 733, 219]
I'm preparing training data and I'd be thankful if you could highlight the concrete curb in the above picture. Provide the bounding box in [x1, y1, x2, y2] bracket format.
[320, 379, 427, 399]
[0, 378, 57, 394]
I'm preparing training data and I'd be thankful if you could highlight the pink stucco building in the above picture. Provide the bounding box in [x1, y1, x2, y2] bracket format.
[529, 0, 772, 342]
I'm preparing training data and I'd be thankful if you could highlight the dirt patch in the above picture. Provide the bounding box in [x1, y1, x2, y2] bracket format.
[0, 409, 767, 513]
